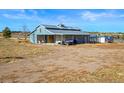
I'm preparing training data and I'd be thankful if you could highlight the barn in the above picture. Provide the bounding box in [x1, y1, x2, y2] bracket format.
[29, 24, 90, 44]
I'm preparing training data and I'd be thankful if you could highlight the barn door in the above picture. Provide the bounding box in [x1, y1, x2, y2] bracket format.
[47, 35, 54, 43]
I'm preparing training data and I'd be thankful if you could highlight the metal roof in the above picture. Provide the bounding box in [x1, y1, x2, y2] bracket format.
[29, 24, 89, 35]
[42, 24, 81, 31]
[42, 24, 89, 35]
[47, 29, 89, 35]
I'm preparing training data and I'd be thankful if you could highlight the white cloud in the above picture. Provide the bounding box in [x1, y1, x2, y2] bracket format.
[57, 15, 67, 23]
[2, 13, 42, 21]
[57, 15, 76, 26]
[81, 11, 115, 21]
[2, 13, 28, 19]
[1, 10, 42, 21]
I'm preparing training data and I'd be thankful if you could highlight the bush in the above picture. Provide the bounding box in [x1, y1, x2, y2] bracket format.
[2, 27, 11, 38]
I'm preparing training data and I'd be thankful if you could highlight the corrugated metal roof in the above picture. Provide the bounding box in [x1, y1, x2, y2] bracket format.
[29, 24, 89, 35]
[47, 29, 89, 35]
[42, 24, 81, 31]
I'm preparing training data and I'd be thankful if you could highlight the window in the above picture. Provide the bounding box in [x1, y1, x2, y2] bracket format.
[40, 28, 41, 32]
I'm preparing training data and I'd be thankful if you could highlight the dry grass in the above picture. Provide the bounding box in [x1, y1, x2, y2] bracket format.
[0, 38, 124, 82]
[0, 38, 53, 63]
[33, 64, 124, 83]
[91, 65, 124, 82]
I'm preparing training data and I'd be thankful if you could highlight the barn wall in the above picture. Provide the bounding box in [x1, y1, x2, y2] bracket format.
[29, 25, 54, 44]
[29, 33, 36, 44]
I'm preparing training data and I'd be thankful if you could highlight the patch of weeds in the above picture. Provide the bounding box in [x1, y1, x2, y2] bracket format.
[91, 65, 124, 82]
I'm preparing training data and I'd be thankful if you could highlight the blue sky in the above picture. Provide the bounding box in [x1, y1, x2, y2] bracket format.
[0, 9, 124, 32]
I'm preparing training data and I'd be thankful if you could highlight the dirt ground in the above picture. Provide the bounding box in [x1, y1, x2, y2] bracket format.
[0, 38, 124, 82]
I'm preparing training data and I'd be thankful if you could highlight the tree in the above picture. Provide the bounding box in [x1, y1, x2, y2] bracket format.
[2, 27, 11, 38]
[23, 25, 27, 40]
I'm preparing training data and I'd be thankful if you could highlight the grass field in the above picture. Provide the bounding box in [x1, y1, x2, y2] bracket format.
[0, 38, 53, 63]
[0, 38, 124, 82]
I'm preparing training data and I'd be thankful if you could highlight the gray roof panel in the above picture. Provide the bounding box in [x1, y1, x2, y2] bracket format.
[48, 29, 89, 35]
[42, 24, 81, 31]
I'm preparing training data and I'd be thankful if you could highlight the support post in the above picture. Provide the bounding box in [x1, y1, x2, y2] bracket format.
[61, 35, 64, 44]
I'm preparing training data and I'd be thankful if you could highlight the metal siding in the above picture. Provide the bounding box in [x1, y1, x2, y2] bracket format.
[29, 25, 54, 44]
[29, 33, 35, 44]
[35, 27, 54, 35]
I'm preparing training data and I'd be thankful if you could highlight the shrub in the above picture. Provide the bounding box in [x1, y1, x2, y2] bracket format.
[2, 27, 11, 38]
